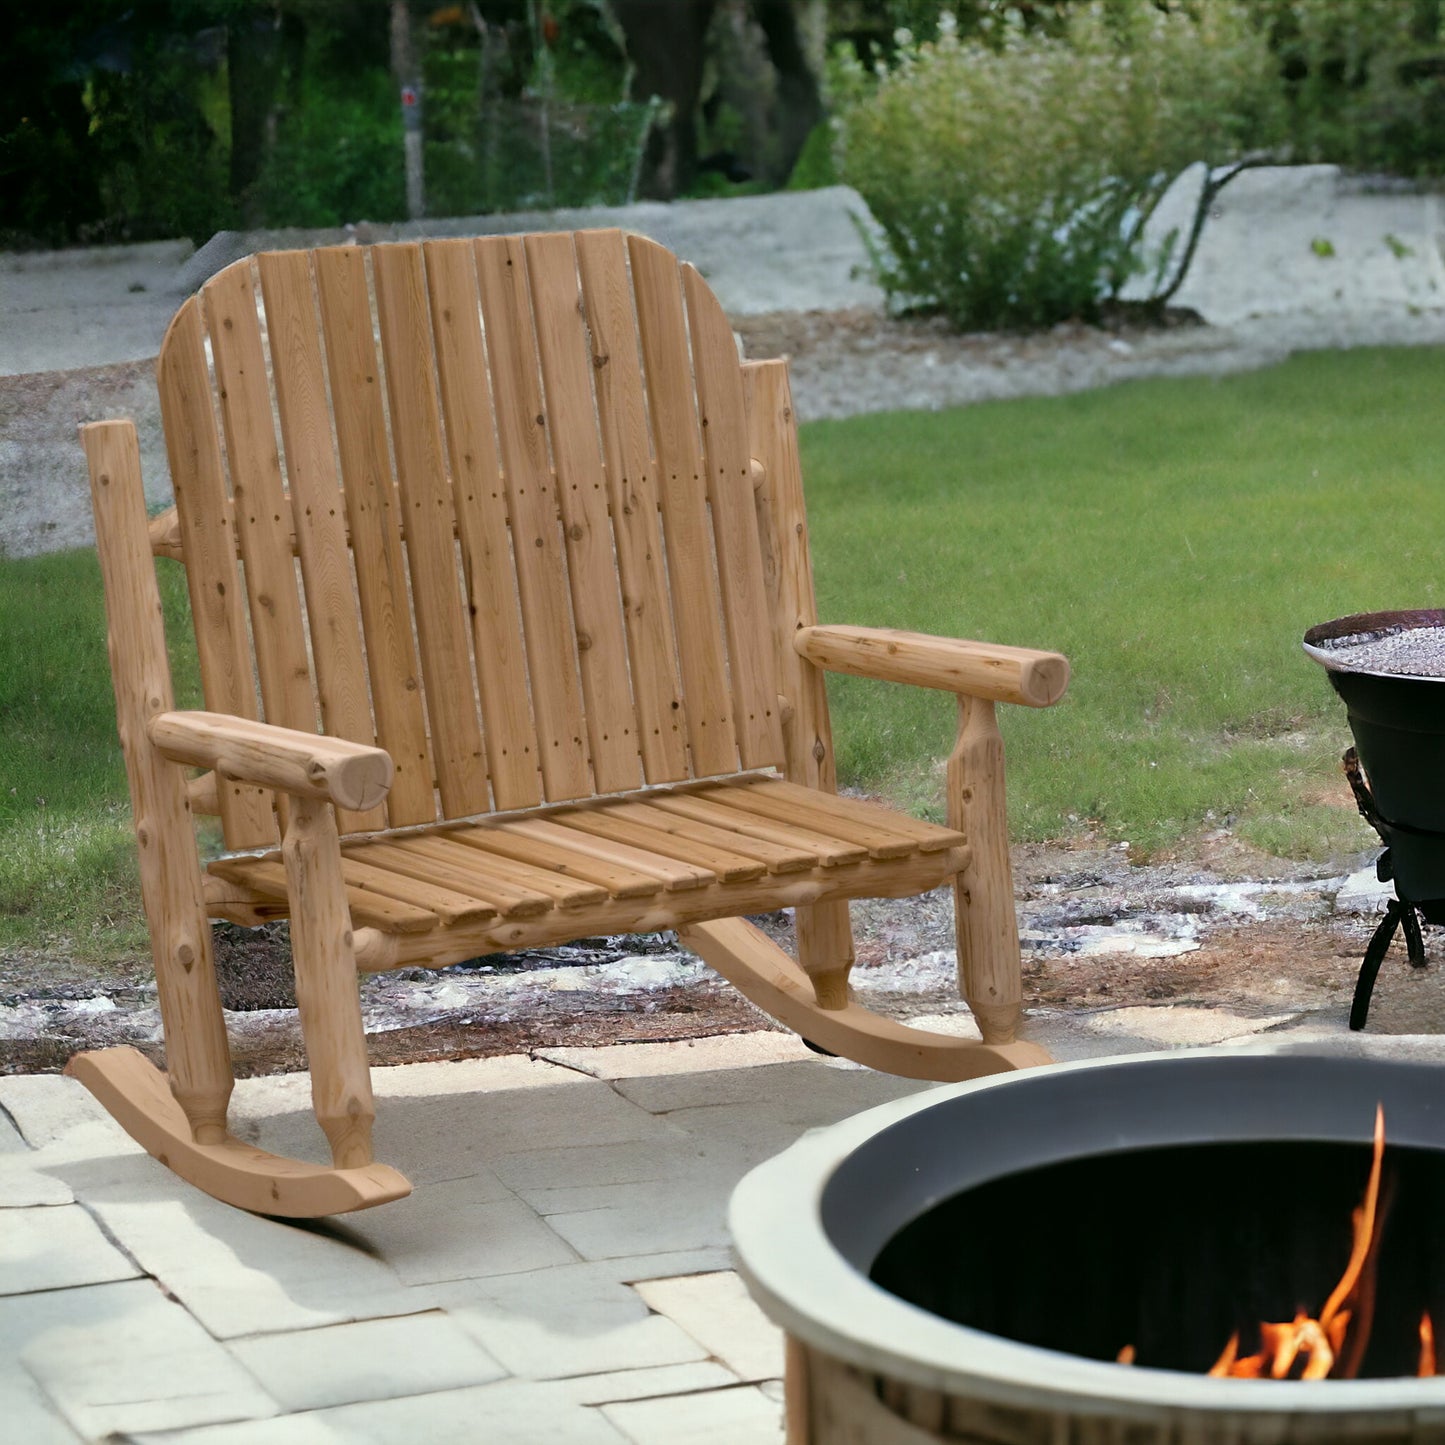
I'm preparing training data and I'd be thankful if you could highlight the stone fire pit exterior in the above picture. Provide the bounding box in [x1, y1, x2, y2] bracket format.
[729, 1047, 1445, 1443]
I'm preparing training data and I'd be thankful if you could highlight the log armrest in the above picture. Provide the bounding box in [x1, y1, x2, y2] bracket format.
[148, 711, 394, 812]
[794, 625, 1069, 708]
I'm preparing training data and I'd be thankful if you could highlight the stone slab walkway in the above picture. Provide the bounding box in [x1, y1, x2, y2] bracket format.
[6, 1013, 1445, 1443]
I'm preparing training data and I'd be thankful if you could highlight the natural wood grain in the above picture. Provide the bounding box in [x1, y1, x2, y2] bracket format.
[97, 230, 1062, 1216]
[423, 237, 541, 811]
[336, 856, 496, 926]
[208, 856, 438, 933]
[796, 625, 1070, 708]
[526, 231, 641, 794]
[646, 790, 869, 867]
[352, 844, 969, 972]
[65, 1048, 411, 1217]
[574, 229, 689, 783]
[448, 824, 664, 901]
[201, 260, 317, 745]
[597, 796, 815, 873]
[474, 235, 591, 801]
[711, 778, 965, 858]
[561, 806, 767, 882]
[257, 250, 383, 834]
[499, 816, 716, 891]
[362, 836, 554, 918]
[421, 831, 611, 909]
[683, 264, 782, 768]
[627, 233, 738, 777]
[283, 796, 376, 1168]
[371, 243, 490, 819]
[702, 781, 917, 861]
[149, 711, 392, 812]
[155, 301, 276, 849]
[743, 358, 855, 1009]
[681, 918, 1049, 1080]
[313, 245, 436, 826]
[950, 696, 1022, 1045]
[83, 419, 234, 1143]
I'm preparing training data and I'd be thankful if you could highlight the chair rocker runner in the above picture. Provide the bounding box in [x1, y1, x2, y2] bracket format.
[75, 229, 1068, 1217]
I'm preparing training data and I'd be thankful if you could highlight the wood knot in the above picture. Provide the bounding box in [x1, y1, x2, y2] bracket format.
[576, 631, 592, 651]
[568, 523, 583, 541]
[592, 352, 609, 369]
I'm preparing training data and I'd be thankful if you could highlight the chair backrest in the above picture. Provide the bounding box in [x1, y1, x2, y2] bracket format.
[155, 231, 789, 850]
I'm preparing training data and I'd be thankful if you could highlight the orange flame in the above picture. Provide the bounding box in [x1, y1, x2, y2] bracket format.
[1123, 1106, 1424, 1379]
[1207, 1104, 1385, 1381]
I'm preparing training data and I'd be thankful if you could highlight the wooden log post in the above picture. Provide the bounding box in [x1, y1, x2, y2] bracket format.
[281, 795, 376, 1168]
[949, 695, 1022, 1045]
[81, 420, 234, 1142]
[744, 359, 854, 1011]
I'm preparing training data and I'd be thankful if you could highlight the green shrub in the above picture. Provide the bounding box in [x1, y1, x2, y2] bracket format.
[838, 4, 1284, 330]
[251, 69, 404, 229]
[1267, 0, 1445, 178]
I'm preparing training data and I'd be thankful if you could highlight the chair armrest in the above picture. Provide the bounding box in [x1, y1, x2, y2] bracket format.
[794, 625, 1069, 708]
[148, 711, 394, 812]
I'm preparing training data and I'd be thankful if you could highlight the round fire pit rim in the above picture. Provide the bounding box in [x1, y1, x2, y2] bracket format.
[729, 1044, 1445, 1422]
[1303, 608, 1445, 679]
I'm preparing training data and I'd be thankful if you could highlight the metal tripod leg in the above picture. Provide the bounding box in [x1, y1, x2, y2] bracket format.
[1350, 899, 1402, 1032]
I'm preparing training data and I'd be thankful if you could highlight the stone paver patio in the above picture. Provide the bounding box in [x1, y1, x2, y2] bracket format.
[6, 1005, 1445, 1443]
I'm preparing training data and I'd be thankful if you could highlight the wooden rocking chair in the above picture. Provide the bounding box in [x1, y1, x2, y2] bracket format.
[74, 230, 1068, 1216]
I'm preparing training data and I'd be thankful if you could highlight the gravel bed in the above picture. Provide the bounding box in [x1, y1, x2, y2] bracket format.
[1316, 627, 1445, 678]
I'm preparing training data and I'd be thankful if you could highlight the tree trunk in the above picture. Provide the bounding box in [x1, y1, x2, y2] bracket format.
[228, 4, 284, 226]
[751, 0, 823, 187]
[611, 0, 717, 199]
[390, 0, 425, 219]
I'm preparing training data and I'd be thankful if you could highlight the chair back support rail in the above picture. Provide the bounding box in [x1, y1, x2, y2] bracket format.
[74, 229, 1067, 1217]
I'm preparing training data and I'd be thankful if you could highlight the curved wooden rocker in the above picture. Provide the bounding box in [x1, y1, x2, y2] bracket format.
[75, 230, 1069, 1215]
[67, 1048, 410, 1217]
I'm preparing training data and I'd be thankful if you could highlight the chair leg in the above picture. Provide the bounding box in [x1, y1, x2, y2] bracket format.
[949, 695, 1024, 1045]
[282, 796, 377, 1169]
[80, 420, 234, 1142]
[795, 900, 855, 1010]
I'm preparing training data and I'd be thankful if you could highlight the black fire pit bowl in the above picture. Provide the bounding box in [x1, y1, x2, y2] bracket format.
[1305, 610, 1445, 1027]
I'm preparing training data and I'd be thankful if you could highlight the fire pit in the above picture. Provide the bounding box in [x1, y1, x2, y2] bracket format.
[730, 1047, 1445, 1442]
[1305, 610, 1445, 1028]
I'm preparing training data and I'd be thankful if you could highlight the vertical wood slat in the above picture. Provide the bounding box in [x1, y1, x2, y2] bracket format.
[524, 232, 641, 796]
[423, 238, 541, 812]
[201, 260, 318, 750]
[574, 229, 689, 785]
[683, 265, 783, 769]
[257, 251, 384, 834]
[744, 358, 855, 1008]
[473, 235, 591, 802]
[312, 245, 436, 826]
[627, 234, 738, 778]
[370, 243, 490, 819]
[155, 299, 276, 850]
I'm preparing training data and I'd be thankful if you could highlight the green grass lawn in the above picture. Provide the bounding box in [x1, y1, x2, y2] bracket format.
[803, 346, 1444, 858]
[0, 550, 198, 959]
[3, 345, 1439, 961]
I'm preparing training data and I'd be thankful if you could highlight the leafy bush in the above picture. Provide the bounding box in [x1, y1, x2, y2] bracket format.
[1266, 0, 1445, 178]
[838, 4, 1284, 330]
[251, 69, 405, 229]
